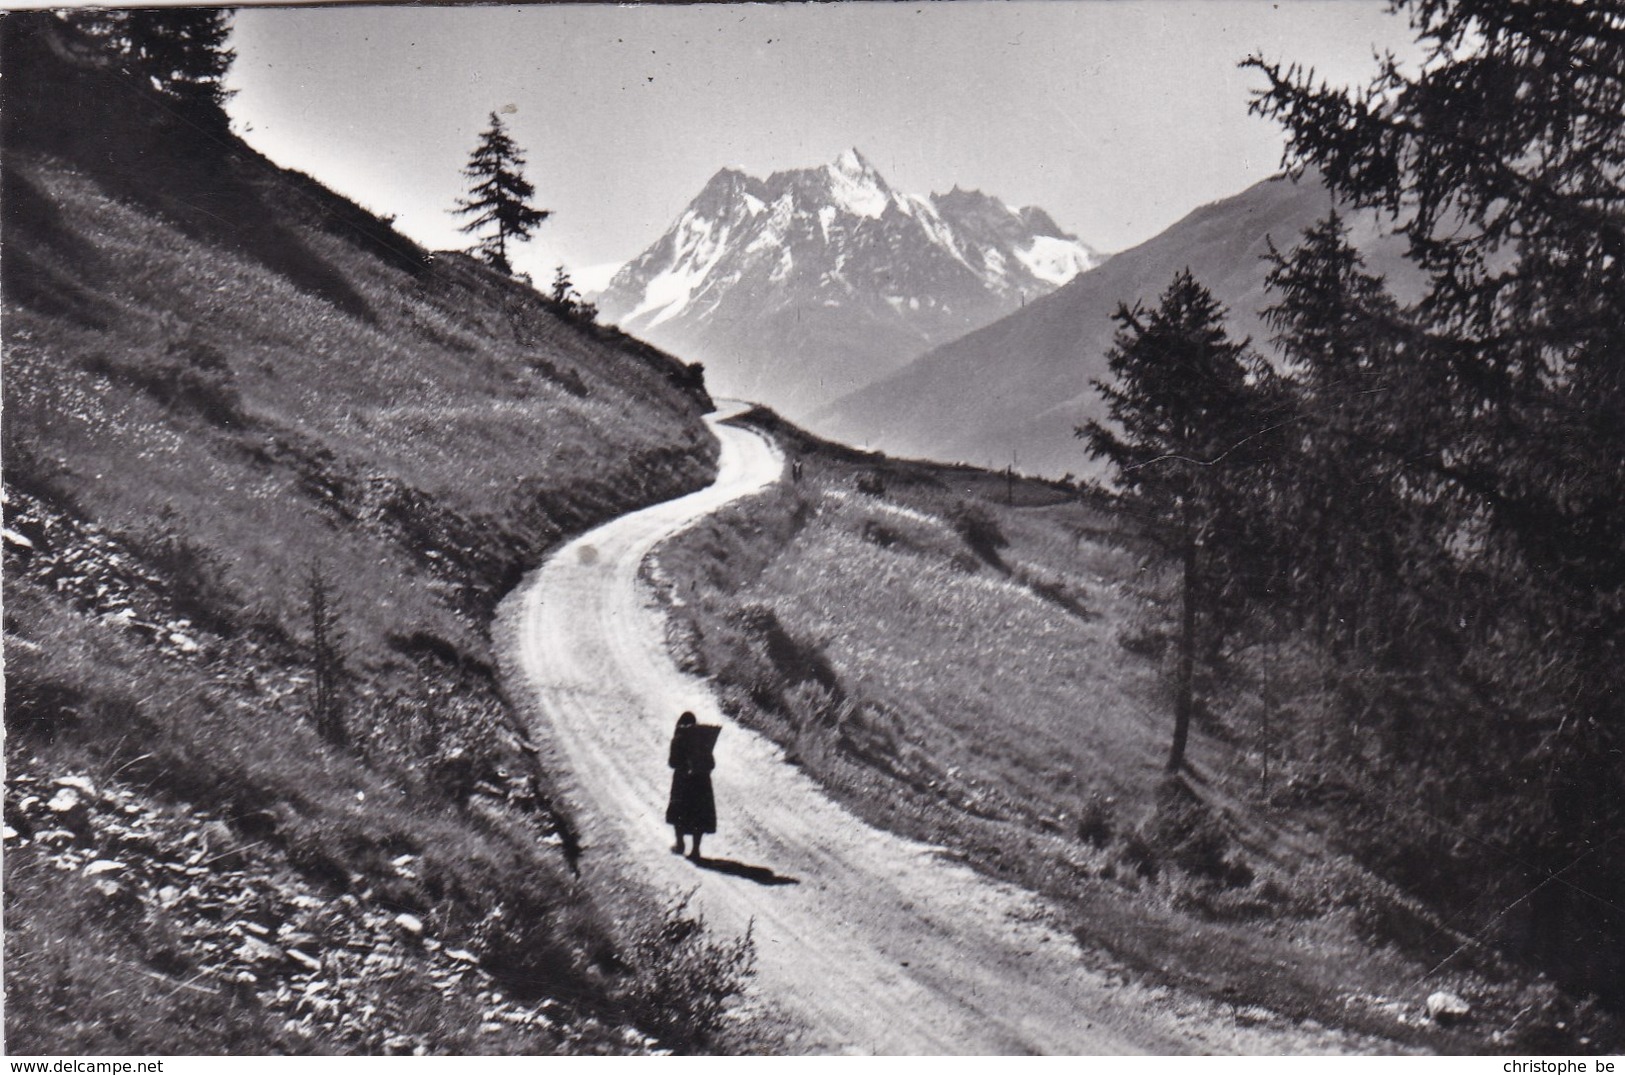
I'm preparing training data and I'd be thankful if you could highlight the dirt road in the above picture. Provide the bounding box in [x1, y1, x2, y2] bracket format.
[500, 409, 1372, 1054]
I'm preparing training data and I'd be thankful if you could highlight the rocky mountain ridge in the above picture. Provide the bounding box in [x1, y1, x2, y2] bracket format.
[596, 149, 1102, 422]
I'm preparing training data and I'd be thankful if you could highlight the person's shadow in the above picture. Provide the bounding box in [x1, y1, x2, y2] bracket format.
[689, 855, 800, 887]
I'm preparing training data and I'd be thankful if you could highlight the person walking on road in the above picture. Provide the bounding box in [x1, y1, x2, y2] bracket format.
[666, 711, 718, 860]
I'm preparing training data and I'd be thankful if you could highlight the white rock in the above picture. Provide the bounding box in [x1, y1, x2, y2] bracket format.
[394, 912, 425, 936]
[83, 859, 125, 875]
[1426, 991, 1471, 1024]
[47, 788, 83, 813]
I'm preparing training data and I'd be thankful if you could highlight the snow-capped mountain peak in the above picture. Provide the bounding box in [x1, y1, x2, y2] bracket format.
[823, 147, 893, 219]
[831, 145, 873, 177]
[595, 150, 1103, 422]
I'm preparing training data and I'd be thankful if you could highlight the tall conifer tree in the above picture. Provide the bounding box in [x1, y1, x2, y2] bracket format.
[454, 113, 550, 275]
[1082, 270, 1283, 772]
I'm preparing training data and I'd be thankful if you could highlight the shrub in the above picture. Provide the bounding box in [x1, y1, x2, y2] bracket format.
[1116, 830, 1159, 880]
[1118, 624, 1170, 660]
[472, 897, 585, 1002]
[1145, 777, 1248, 886]
[124, 507, 239, 633]
[619, 892, 755, 1053]
[947, 502, 1008, 568]
[85, 338, 246, 429]
[1075, 791, 1115, 849]
[860, 520, 898, 548]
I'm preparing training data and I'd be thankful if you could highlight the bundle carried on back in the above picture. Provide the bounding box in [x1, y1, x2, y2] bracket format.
[674, 722, 721, 772]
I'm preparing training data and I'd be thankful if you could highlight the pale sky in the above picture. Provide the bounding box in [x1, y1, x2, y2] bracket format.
[226, 2, 1422, 286]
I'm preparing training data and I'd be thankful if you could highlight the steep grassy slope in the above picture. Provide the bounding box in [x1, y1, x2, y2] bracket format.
[2, 14, 746, 1055]
[813, 173, 1417, 476]
[647, 412, 1613, 1053]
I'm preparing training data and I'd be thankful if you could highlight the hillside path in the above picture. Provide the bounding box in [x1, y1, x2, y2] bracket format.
[500, 407, 1365, 1055]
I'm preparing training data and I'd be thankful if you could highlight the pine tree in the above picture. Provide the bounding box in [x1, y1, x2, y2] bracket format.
[547, 263, 598, 323]
[1081, 270, 1283, 772]
[1260, 214, 1422, 656]
[454, 113, 550, 275]
[1255, 213, 1457, 767]
[551, 264, 574, 306]
[73, 10, 236, 118]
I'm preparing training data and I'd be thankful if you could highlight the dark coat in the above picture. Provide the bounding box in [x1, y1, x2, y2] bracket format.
[665, 724, 717, 835]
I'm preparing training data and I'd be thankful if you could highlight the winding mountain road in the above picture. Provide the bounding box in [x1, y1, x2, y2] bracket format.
[499, 407, 1367, 1054]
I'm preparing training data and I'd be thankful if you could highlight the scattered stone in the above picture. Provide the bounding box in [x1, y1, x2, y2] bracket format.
[199, 819, 242, 865]
[382, 1034, 419, 1055]
[237, 936, 284, 964]
[0, 702, 641, 1053]
[1426, 991, 1471, 1025]
[55, 775, 98, 796]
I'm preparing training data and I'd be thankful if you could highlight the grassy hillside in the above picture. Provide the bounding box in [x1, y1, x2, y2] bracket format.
[647, 411, 1615, 1053]
[2, 13, 752, 1055]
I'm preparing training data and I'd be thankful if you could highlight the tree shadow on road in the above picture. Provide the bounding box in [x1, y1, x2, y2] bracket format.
[689, 855, 800, 887]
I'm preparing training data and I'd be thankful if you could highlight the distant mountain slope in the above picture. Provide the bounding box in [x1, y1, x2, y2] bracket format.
[596, 149, 1102, 422]
[811, 172, 1415, 477]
